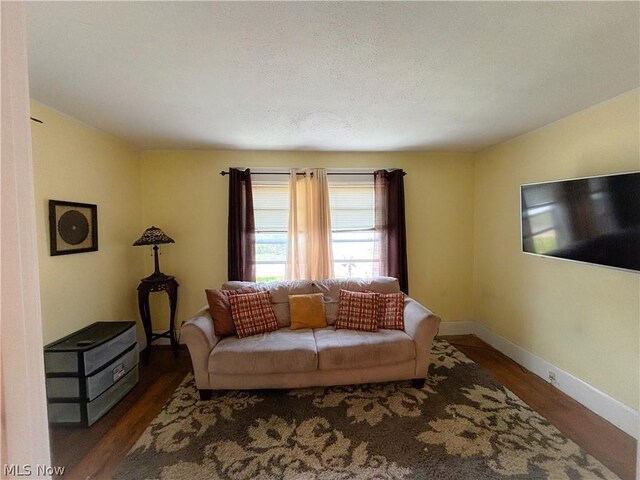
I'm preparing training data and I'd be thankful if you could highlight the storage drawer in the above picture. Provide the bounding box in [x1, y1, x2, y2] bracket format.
[87, 367, 138, 425]
[46, 345, 139, 401]
[87, 346, 138, 400]
[46, 376, 80, 399]
[47, 366, 138, 426]
[84, 326, 136, 375]
[45, 351, 79, 375]
[44, 321, 139, 426]
[47, 402, 82, 424]
[45, 322, 136, 375]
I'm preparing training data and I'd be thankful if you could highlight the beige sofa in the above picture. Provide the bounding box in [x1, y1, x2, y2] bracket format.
[182, 277, 441, 399]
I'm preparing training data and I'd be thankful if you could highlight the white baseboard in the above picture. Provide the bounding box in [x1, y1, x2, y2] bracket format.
[437, 321, 476, 336]
[436, 320, 638, 439]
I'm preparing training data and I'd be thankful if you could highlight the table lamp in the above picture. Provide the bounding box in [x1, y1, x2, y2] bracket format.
[133, 226, 175, 281]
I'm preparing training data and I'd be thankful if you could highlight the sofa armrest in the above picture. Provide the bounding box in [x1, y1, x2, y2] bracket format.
[403, 297, 441, 378]
[181, 307, 219, 389]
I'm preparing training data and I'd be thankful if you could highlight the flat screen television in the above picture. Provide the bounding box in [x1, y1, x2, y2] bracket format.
[520, 171, 640, 273]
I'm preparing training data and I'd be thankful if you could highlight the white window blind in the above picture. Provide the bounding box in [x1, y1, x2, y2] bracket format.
[329, 185, 375, 231]
[252, 177, 289, 282]
[253, 184, 289, 232]
[251, 171, 377, 281]
[328, 175, 376, 278]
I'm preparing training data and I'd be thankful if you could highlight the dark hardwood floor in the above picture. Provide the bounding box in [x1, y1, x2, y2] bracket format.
[48, 338, 637, 480]
[444, 335, 637, 480]
[49, 346, 191, 479]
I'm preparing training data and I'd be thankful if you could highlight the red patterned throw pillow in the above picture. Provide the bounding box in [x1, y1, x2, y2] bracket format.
[335, 289, 379, 332]
[229, 291, 279, 338]
[377, 292, 405, 330]
[205, 287, 256, 336]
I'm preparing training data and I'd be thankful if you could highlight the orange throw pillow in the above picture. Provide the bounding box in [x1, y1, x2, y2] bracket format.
[289, 293, 327, 330]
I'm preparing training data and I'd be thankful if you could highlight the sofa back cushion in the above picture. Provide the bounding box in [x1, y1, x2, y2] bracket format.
[221, 277, 400, 327]
[313, 277, 400, 325]
[222, 280, 314, 327]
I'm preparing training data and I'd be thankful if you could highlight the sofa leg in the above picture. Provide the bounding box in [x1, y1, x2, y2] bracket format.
[411, 378, 426, 389]
[198, 389, 213, 401]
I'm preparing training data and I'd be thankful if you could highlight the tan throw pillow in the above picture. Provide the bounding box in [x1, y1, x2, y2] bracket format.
[377, 292, 405, 330]
[335, 289, 379, 332]
[289, 293, 327, 330]
[229, 291, 279, 338]
[205, 287, 255, 336]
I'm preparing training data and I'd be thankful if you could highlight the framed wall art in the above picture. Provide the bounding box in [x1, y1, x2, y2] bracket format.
[49, 200, 98, 256]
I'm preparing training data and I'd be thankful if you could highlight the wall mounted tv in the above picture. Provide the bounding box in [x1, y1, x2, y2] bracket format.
[521, 172, 640, 273]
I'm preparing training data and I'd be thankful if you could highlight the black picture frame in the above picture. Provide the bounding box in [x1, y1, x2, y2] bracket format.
[49, 200, 98, 256]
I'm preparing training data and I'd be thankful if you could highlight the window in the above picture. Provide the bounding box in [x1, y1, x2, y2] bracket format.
[253, 174, 289, 282]
[252, 172, 377, 282]
[328, 176, 376, 278]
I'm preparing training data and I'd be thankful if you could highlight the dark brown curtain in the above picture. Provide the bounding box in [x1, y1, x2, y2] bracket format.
[228, 168, 256, 281]
[374, 169, 409, 294]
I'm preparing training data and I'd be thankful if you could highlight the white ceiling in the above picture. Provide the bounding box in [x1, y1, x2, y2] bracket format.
[25, 2, 639, 152]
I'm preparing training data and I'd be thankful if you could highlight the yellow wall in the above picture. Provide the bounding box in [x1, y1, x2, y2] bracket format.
[31, 89, 639, 412]
[140, 151, 476, 329]
[473, 90, 640, 409]
[31, 101, 145, 344]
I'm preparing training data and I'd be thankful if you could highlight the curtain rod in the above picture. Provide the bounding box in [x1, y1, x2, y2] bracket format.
[219, 170, 406, 176]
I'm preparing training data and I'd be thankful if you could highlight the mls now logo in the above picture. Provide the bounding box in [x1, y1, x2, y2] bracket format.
[3, 465, 30, 477]
[4, 464, 66, 476]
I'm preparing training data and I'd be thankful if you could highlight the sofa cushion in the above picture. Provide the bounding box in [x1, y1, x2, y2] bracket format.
[313, 277, 401, 300]
[335, 290, 379, 332]
[377, 292, 405, 330]
[289, 293, 327, 330]
[222, 280, 315, 327]
[314, 327, 415, 370]
[205, 287, 256, 336]
[313, 277, 400, 324]
[209, 328, 318, 375]
[229, 291, 279, 338]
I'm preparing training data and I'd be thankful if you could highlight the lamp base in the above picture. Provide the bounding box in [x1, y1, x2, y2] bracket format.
[141, 244, 172, 283]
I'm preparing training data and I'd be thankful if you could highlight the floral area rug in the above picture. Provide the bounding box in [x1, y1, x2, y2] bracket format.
[113, 340, 617, 479]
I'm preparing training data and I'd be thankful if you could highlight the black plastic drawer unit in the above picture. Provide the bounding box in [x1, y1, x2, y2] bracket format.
[44, 321, 139, 426]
